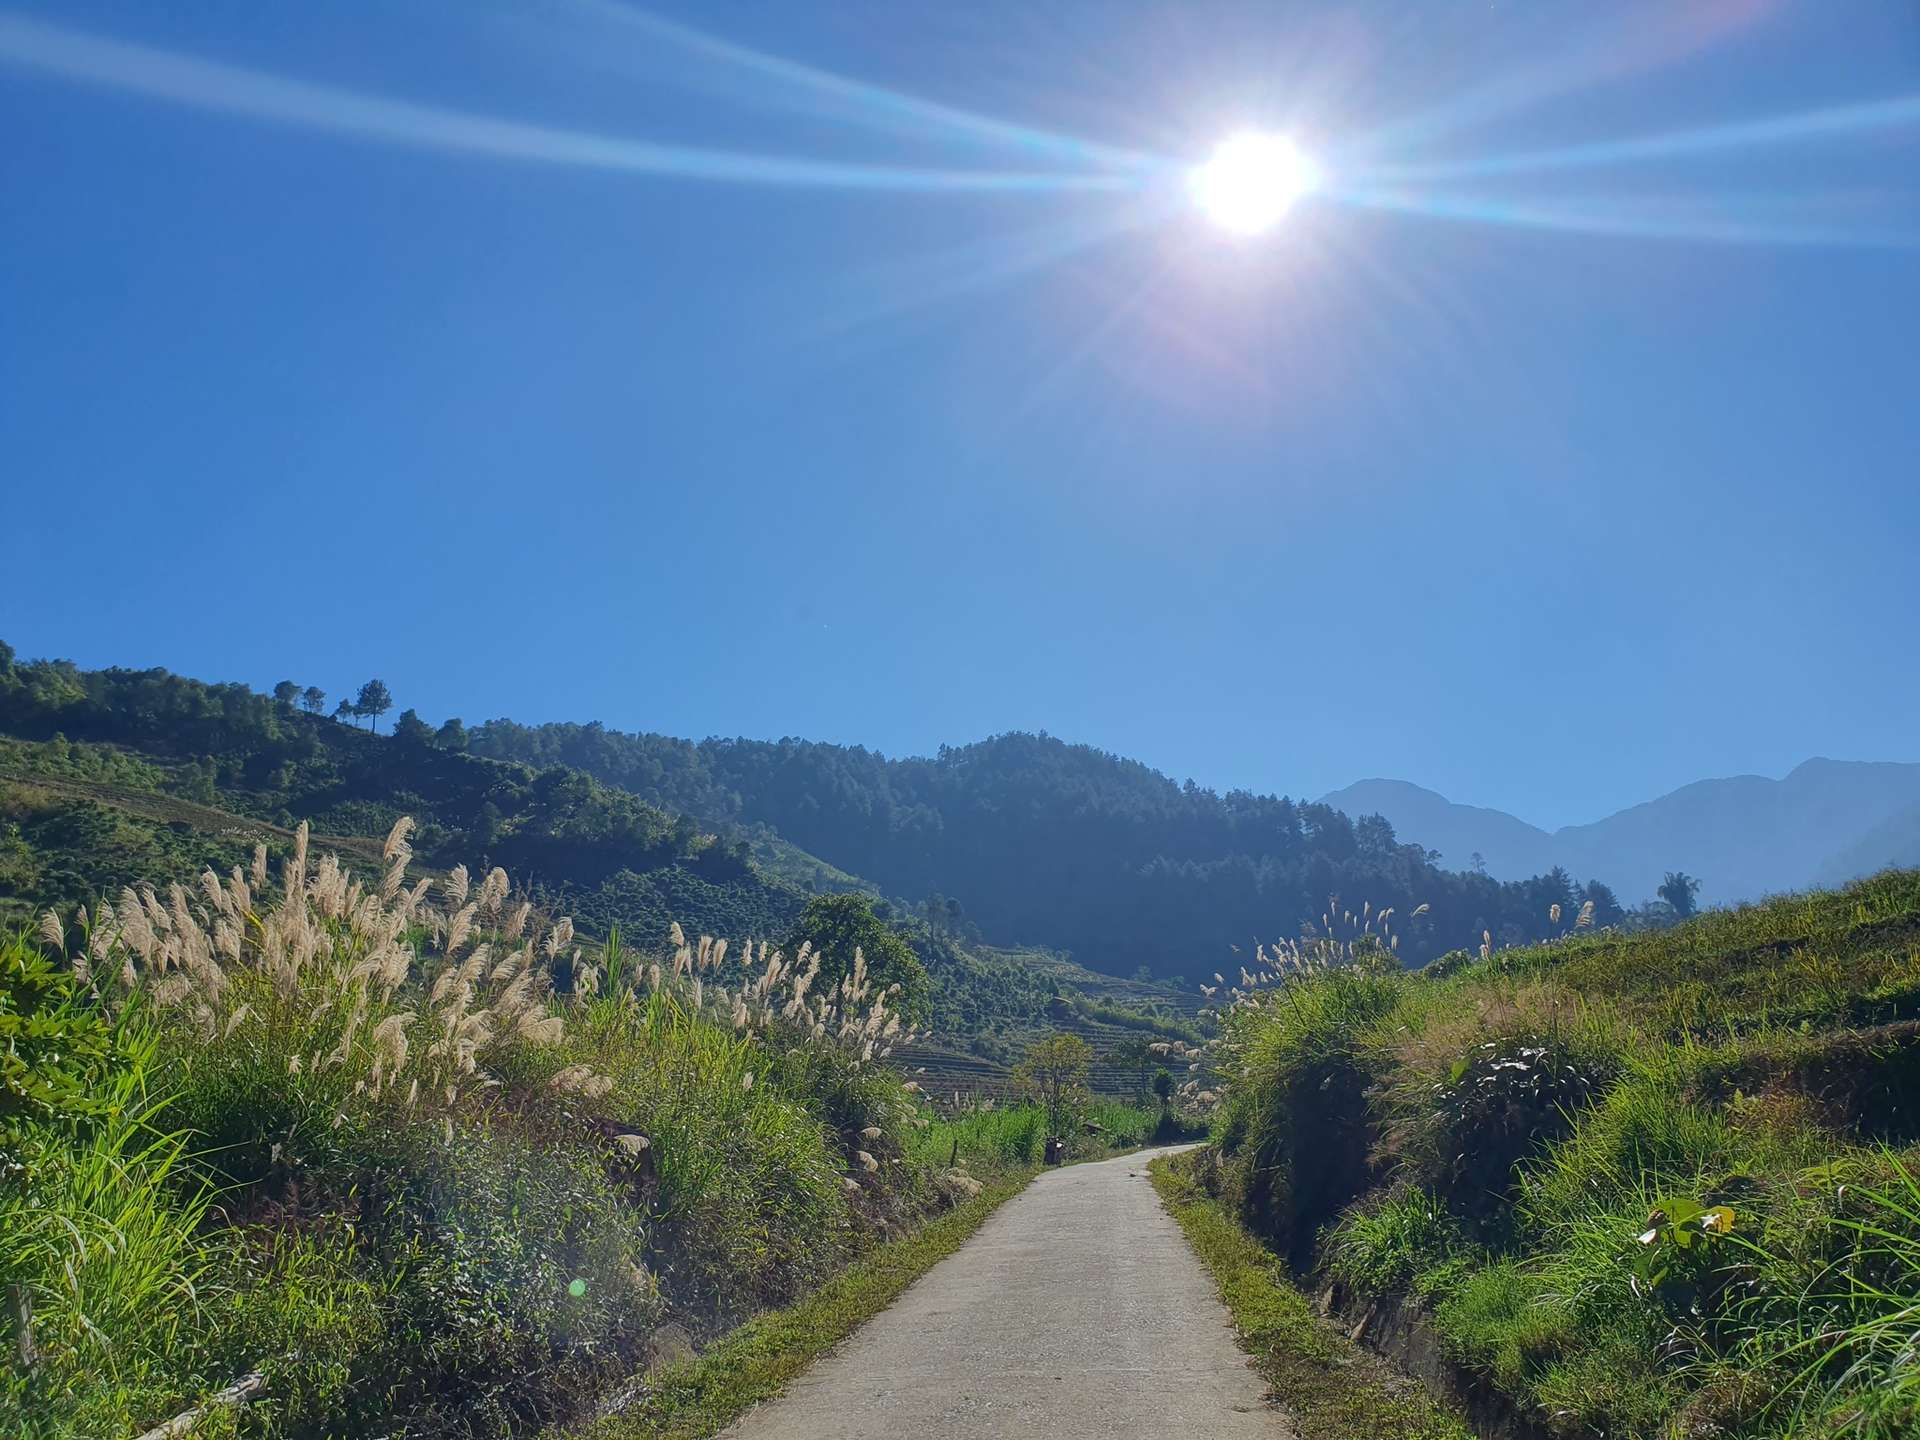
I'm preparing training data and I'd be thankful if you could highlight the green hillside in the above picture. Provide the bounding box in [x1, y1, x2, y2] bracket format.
[0, 655, 809, 946]
[0, 648, 1198, 1068]
[1193, 867, 1920, 1437]
[469, 722, 1621, 975]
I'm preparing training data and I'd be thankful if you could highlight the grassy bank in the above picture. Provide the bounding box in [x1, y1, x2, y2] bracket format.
[1197, 869, 1920, 1438]
[1151, 1152, 1470, 1440]
[571, 1170, 1032, 1439]
[0, 822, 1046, 1439]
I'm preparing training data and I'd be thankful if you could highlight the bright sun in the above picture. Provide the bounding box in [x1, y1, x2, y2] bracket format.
[1190, 132, 1319, 236]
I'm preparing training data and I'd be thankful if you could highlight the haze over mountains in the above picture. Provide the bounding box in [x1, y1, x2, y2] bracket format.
[1322, 760, 1920, 907]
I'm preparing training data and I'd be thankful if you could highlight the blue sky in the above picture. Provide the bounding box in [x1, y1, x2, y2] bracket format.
[3, 0, 1917, 830]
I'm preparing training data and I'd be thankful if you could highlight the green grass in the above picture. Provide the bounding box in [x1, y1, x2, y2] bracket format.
[2, 828, 1037, 1439]
[570, 1171, 1034, 1440]
[1149, 1153, 1471, 1440]
[1196, 869, 1920, 1439]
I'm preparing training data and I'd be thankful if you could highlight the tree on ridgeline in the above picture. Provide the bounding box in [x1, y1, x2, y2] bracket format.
[1659, 870, 1703, 919]
[392, 708, 432, 746]
[300, 686, 326, 716]
[272, 680, 299, 711]
[353, 679, 393, 734]
[435, 716, 469, 751]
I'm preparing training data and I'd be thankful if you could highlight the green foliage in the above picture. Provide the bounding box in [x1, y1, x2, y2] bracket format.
[1151, 1153, 1472, 1440]
[0, 931, 116, 1150]
[0, 822, 998, 1438]
[784, 893, 932, 1026]
[1, 1036, 215, 1439]
[464, 720, 1600, 974]
[916, 1105, 1047, 1168]
[1209, 965, 1405, 1258]
[1010, 1031, 1092, 1133]
[1659, 869, 1703, 918]
[1199, 869, 1920, 1439]
[1327, 1188, 1464, 1294]
[0, 650, 811, 950]
[1058, 990, 1202, 1042]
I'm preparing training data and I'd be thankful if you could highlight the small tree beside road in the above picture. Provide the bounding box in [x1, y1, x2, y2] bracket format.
[1012, 1032, 1092, 1136]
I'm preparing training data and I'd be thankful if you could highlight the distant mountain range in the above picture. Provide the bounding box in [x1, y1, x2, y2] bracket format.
[1321, 760, 1920, 907]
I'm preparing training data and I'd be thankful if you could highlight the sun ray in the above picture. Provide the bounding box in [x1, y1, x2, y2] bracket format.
[1354, 93, 1920, 186]
[560, 0, 1161, 175]
[0, 14, 1132, 195]
[1330, 182, 1918, 249]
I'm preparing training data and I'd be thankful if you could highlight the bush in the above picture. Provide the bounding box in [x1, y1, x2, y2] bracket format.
[1, 1041, 214, 1438]
[10, 822, 950, 1437]
[1209, 966, 1404, 1259]
[1326, 1188, 1463, 1294]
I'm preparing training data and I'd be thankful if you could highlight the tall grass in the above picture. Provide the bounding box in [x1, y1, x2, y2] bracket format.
[1, 1023, 213, 1438]
[8, 820, 963, 1437]
[1191, 871, 1920, 1439]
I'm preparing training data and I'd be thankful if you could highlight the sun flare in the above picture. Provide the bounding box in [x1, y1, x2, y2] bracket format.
[1190, 132, 1319, 236]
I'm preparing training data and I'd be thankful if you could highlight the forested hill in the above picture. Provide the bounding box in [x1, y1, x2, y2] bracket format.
[0, 642, 1621, 978]
[0, 649, 805, 944]
[468, 723, 1619, 973]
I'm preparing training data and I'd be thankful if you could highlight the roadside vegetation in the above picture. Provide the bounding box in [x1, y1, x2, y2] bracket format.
[0, 821, 1168, 1439]
[1152, 1153, 1471, 1440]
[0, 650, 1205, 1063]
[1190, 869, 1920, 1438]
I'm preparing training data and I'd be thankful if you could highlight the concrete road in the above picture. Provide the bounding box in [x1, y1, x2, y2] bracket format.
[723, 1145, 1293, 1439]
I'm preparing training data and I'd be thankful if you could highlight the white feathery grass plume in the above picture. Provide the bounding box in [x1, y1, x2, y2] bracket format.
[446, 903, 477, 956]
[38, 908, 63, 951]
[515, 1012, 564, 1047]
[505, 901, 531, 942]
[383, 816, 415, 863]
[251, 841, 269, 891]
[443, 864, 470, 907]
[481, 866, 509, 914]
[227, 868, 252, 919]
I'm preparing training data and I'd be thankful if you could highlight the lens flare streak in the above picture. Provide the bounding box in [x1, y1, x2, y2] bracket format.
[1354, 92, 1920, 185]
[0, 14, 1139, 194]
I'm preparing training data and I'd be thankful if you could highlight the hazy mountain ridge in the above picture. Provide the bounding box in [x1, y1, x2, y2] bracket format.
[1323, 758, 1920, 905]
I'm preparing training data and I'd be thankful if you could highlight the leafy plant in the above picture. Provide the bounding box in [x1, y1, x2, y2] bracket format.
[0, 927, 116, 1157]
[1628, 1192, 1736, 1293]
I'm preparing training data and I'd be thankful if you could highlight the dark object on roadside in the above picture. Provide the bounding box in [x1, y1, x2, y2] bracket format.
[1044, 1136, 1066, 1166]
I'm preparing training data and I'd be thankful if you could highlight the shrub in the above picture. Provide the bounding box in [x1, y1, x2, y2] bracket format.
[1209, 964, 1405, 1258]
[1010, 1032, 1093, 1135]
[1326, 1188, 1464, 1294]
[0, 1041, 214, 1438]
[15, 821, 941, 1437]
[1, 924, 118, 1158]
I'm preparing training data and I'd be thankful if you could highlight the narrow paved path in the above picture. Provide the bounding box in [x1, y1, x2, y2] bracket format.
[724, 1145, 1293, 1439]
